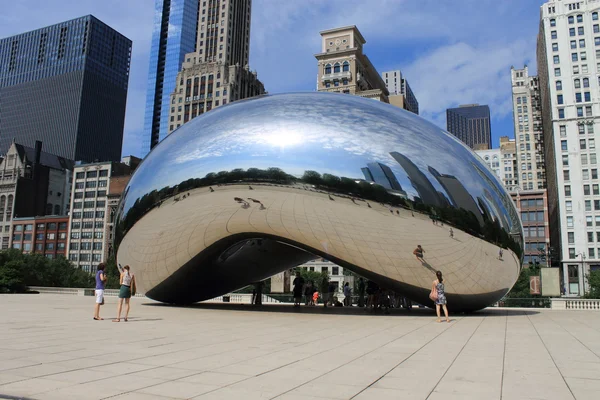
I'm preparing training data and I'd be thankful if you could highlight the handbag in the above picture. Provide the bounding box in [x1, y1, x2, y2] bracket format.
[429, 285, 438, 302]
[131, 279, 137, 297]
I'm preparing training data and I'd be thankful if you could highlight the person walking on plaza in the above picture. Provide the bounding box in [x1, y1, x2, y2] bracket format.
[432, 270, 450, 323]
[498, 248, 504, 260]
[413, 245, 425, 263]
[343, 282, 352, 306]
[292, 271, 305, 307]
[449, 228, 454, 238]
[93, 263, 107, 320]
[113, 265, 136, 322]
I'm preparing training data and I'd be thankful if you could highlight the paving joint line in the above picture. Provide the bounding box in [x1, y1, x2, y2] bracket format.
[499, 309, 508, 400]
[424, 316, 486, 399]
[526, 314, 576, 400]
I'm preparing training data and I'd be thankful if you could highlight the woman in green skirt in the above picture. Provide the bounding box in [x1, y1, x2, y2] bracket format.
[113, 265, 136, 322]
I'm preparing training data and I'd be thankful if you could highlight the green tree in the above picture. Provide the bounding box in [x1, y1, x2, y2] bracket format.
[585, 270, 600, 299]
[0, 259, 27, 293]
[507, 267, 540, 298]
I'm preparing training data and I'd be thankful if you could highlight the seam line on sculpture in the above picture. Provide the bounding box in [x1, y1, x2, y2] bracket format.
[424, 316, 485, 399]
[526, 313, 577, 400]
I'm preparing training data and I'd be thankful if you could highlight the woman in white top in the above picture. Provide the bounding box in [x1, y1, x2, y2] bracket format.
[113, 265, 136, 322]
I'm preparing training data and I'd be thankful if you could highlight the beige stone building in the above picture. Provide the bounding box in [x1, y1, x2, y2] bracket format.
[315, 26, 389, 102]
[511, 66, 546, 191]
[167, 0, 265, 134]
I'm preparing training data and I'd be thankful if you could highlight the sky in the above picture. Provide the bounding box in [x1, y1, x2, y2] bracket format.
[0, 0, 546, 159]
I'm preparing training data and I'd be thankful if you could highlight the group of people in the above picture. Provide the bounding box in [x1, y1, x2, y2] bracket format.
[93, 263, 137, 322]
[292, 272, 349, 308]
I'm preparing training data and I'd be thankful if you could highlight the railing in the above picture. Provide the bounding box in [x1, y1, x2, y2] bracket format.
[495, 297, 551, 308]
[27, 287, 280, 303]
[551, 298, 600, 310]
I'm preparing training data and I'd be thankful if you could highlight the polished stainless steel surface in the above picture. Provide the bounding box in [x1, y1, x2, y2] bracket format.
[115, 92, 523, 311]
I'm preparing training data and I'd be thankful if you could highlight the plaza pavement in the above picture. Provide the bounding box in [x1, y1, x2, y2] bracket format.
[0, 294, 599, 400]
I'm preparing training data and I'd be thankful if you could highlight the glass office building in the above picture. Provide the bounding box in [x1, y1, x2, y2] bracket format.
[0, 15, 132, 162]
[142, 0, 199, 156]
[446, 104, 492, 150]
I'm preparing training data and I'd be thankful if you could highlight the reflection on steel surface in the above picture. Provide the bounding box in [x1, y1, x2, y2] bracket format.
[115, 93, 523, 311]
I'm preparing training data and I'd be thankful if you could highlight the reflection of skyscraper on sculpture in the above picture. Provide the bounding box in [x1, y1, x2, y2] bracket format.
[427, 167, 484, 226]
[389, 152, 443, 207]
[361, 162, 407, 196]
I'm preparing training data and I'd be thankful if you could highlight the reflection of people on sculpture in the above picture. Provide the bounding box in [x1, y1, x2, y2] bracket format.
[304, 281, 313, 306]
[320, 277, 330, 308]
[292, 272, 304, 307]
[449, 228, 454, 238]
[498, 248, 503, 260]
[413, 245, 425, 262]
[343, 282, 352, 306]
[431, 271, 450, 323]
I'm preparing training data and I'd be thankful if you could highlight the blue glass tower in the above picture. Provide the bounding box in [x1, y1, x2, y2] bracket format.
[142, 0, 199, 156]
[0, 15, 132, 162]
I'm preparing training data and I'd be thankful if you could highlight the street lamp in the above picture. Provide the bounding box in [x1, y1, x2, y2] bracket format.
[577, 252, 587, 296]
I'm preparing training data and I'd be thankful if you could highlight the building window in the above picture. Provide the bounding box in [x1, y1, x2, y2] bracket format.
[585, 184, 591, 195]
[554, 68, 561, 77]
[324, 64, 331, 74]
[557, 94, 564, 104]
[579, 27, 585, 35]
[571, 40, 577, 49]
[564, 170, 571, 181]
[572, 53, 578, 61]
[559, 109, 565, 119]
[577, 14, 583, 23]
[556, 80, 562, 90]
[560, 125, 566, 136]
[550, 18, 556, 27]
[580, 39, 586, 47]
[594, 12, 599, 20]
[586, 200, 592, 211]
[578, 107, 584, 117]
[342, 61, 349, 72]
[562, 140, 568, 151]
[565, 185, 572, 196]
[567, 217, 574, 228]
[569, 15, 575, 24]
[581, 139, 587, 150]
[333, 63, 340, 73]
[563, 154, 569, 166]
[570, 28, 575, 36]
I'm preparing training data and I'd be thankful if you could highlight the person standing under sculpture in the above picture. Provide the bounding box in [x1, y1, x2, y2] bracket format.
[343, 282, 352, 306]
[304, 281, 313, 305]
[292, 272, 305, 307]
[321, 277, 330, 308]
[93, 263, 107, 320]
[358, 278, 365, 307]
[432, 271, 450, 323]
[113, 265, 136, 322]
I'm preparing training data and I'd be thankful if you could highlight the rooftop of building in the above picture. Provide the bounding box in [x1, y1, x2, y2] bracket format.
[12, 215, 70, 222]
[319, 25, 366, 44]
[13, 143, 74, 171]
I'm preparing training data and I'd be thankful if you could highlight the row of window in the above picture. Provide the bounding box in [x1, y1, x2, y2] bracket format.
[70, 211, 105, 220]
[566, 247, 600, 259]
[75, 170, 108, 179]
[72, 200, 106, 209]
[523, 242, 547, 252]
[69, 242, 103, 250]
[557, 91, 592, 104]
[561, 137, 596, 151]
[523, 226, 546, 238]
[13, 222, 68, 231]
[324, 61, 350, 75]
[13, 242, 65, 252]
[550, 12, 598, 27]
[70, 231, 103, 239]
[71, 190, 107, 198]
[69, 253, 102, 262]
[564, 168, 599, 181]
[559, 123, 594, 137]
[71, 221, 103, 230]
[558, 105, 593, 119]
[12, 232, 67, 241]
[74, 180, 107, 189]
[521, 211, 545, 222]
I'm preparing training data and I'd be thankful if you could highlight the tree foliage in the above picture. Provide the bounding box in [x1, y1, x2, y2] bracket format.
[506, 267, 541, 298]
[585, 269, 600, 299]
[0, 250, 94, 293]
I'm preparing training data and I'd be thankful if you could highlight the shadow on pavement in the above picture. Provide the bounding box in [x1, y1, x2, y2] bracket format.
[142, 302, 541, 317]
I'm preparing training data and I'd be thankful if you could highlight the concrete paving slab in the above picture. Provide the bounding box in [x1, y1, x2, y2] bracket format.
[1, 294, 599, 400]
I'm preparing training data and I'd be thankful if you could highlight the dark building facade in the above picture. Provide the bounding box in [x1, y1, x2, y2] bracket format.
[446, 104, 492, 150]
[143, 0, 200, 155]
[0, 15, 132, 162]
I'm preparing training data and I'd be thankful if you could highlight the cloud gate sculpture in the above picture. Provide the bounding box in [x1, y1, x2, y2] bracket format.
[115, 93, 523, 312]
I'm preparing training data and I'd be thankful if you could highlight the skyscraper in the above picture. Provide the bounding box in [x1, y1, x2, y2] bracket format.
[361, 162, 405, 195]
[382, 70, 419, 114]
[511, 65, 546, 191]
[166, 0, 265, 135]
[446, 104, 492, 150]
[537, 0, 600, 296]
[142, 0, 200, 154]
[0, 15, 132, 162]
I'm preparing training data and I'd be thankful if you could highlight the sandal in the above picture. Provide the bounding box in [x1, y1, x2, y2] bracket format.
[93, 317, 103, 320]
[112, 319, 120, 322]
[124, 318, 128, 322]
